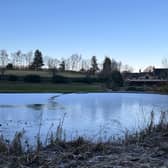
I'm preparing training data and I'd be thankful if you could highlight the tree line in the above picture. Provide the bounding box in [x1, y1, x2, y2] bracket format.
[0, 49, 131, 88]
[0, 49, 134, 73]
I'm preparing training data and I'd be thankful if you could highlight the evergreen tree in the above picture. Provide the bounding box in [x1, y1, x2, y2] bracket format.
[102, 57, 112, 77]
[111, 70, 123, 87]
[91, 56, 99, 74]
[31, 50, 44, 70]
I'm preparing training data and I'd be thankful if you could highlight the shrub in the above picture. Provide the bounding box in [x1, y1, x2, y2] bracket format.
[52, 75, 70, 83]
[7, 75, 18, 81]
[71, 77, 96, 84]
[0, 135, 8, 153]
[126, 86, 145, 91]
[52, 75, 103, 84]
[159, 87, 168, 93]
[6, 63, 13, 70]
[98, 71, 124, 87]
[24, 75, 41, 83]
[126, 86, 137, 91]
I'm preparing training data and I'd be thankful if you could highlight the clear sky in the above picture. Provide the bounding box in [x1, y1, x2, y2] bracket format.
[0, 0, 168, 71]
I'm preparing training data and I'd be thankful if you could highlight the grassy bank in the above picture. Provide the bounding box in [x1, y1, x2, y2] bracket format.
[2, 70, 168, 94]
[5, 70, 86, 78]
[0, 82, 168, 95]
[0, 70, 106, 93]
[0, 82, 105, 93]
[0, 111, 168, 167]
[123, 85, 168, 94]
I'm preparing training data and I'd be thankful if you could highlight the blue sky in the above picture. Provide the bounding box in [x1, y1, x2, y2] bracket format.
[0, 0, 168, 71]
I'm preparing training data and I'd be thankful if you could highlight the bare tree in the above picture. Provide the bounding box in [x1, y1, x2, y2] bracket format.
[11, 50, 23, 68]
[122, 64, 134, 73]
[117, 61, 122, 72]
[162, 58, 168, 68]
[80, 59, 91, 72]
[11, 52, 16, 68]
[47, 58, 60, 69]
[111, 59, 121, 72]
[70, 54, 76, 70]
[25, 51, 33, 68]
[45, 57, 60, 76]
[69, 54, 82, 71]
[0, 50, 9, 76]
[80, 60, 86, 72]
[65, 57, 71, 70]
[76, 54, 82, 71]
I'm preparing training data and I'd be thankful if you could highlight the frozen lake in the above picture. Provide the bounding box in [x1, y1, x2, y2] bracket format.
[0, 93, 168, 144]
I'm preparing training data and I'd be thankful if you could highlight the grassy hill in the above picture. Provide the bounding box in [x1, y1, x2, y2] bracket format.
[5, 70, 86, 78]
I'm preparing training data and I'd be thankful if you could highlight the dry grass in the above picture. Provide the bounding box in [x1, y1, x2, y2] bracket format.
[123, 111, 168, 145]
[0, 111, 167, 155]
[0, 111, 168, 167]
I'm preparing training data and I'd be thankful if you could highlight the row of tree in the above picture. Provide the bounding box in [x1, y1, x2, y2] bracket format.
[0, 49, 44, 70]
[1, 49, 167, 73]
[0, 49, 134, 74]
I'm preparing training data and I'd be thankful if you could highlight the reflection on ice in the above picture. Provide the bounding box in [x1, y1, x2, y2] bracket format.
[0, 93, 168, 143]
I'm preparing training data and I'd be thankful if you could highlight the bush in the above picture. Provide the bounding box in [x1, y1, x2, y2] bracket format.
[98, 71, 124, 87]
[7, 75, 18, 81]
[71, 77, 97, 84]
[24, 75, 41, 83]
[6, 63, 13, 70]
[52, 75, 70, 83]
[126, 86, 137, 91]
[159, 86, 168, 93]
[126, 86, 145, 91]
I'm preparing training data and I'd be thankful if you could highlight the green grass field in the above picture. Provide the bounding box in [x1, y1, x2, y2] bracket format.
[0, 70, 103, 93]
[0, 82, 104, 93]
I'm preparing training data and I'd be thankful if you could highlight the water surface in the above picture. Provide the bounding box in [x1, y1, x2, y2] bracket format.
[0, 93, 168, 143]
